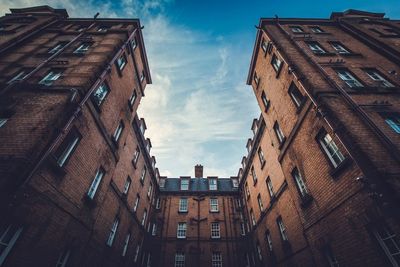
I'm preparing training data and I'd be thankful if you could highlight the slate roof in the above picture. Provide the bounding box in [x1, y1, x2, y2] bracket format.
[160, 178, 238, 193]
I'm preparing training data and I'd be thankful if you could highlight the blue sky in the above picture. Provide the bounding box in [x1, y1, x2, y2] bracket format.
[1, 0, 399, 177]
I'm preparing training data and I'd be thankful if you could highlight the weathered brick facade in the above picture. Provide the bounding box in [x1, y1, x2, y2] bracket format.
[0, 6, 399, 267]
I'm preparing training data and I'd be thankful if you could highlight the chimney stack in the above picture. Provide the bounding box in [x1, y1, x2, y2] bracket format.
[194, 164, 203, 178]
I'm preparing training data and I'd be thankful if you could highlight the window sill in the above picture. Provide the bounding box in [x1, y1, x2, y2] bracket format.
[131, 159, 137, 169]
[312, 52, 336, 57]
[263, 100, 271, 113]
[295, 100, 306, 114]
[253, 179, 258, 186]
[210, 210, 220, 213]
[340, 52, 363, 57]
[47, 155, 67, 176]
[278, 137, 287, 149]
[178, 211, 188, 214]
[211, 237, 221, 239]
[300, 194, 313, 208]
[260, 160, 266, 169]
[177, 237, 186, 240]
[83, 194, 97, 207]
[329, 157, 352, 178]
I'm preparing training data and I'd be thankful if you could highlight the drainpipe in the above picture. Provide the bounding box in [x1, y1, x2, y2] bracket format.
[18, 26, 138, 189]
[193, 195, 205, 267]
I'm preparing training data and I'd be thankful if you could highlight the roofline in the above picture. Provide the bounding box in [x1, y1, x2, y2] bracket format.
[246, 19, 262, 85]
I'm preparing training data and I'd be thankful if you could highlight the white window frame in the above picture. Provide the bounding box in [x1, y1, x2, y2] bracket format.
[319, 132, 345, 168]
[251, 167, 257, 184]
[92, 82, 110, 106]
[39, 69, 63, 86]
[331, 42, 350, 54]
[273, 122, 285, 144]
[87, 168, 105, 200]
[310, 26, 324, 33]
[365, 70, 395, 88]
[240, 222, 246, 236]
[0, 225, 23, 266]
[384, 114, 400, 134]
[56, 130, 80, 167]
[123, 176, 131, 195]
[271, 54, 282, 73]
[177, 223, 187, 239]
[211, 222, 221, 239]
[113, 121, 124, 142]
[106, 218, 119, 247]
[140, 167, 147, 183]
[266, 231, 273, 252]
[290, 26, 303, 33]
[277, 218, 288, 241]
[133, 195, 140, 212]
[175, 252, 185, 267]
[266, 177, 274, 198]
[151, 223, 157, 236]
[117, 54, 127, 71]
[307, 42, 326, 54]
[257, 243, 262, 260]
[49, 42, 67, 54]
[257, 194, 264, 212]
[210, 198, 219, 212]
[0, 119, 7, 128]
[373, 224, 400, 267]
[122, 233, 130, 257]
[56, 249, 70, 267]
[292, 168, 309, 198]
[141, 209, 147, 226]
[73, 42, 91, 54]
[156, 198, 161, 209]
[129, 89, 137, 106]
[250, 210, 256, 226]
[212, 252, 223, 267]
[7, 70, 28, 84]
[133, 146, 140, 165]
[336, 70, 364, 88]
[134, 245, 140, 262]
[147, 183, 153, 198]
[179, 198, 188, 212]
[180, 179, 189, 190]
[289, 82, 304, 108]
[245, 183, 250, 198]
[209, 178, 217, 190]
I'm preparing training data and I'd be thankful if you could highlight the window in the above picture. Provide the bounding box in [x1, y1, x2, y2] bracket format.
[265, 230, 273, 252]
[87, 168, 105, 199]
[117, 54, 127, 71]
[76, 25, 86, 32]
[257, 194, 264, 212]
[7, 70, 29, 84]
[49, 42, 68, 54]
[256, 242, 262, 260]
[336, 69, 363, 88]
[140, 167, 146, 184]
[323, 246, 340, 267]
[210, 198, 219, 212]
[318, 131, 345, 168]
[56, 249, 70, 267]
[97, 25, 110, 32]
[251, 167, 258, 184]
[261, 91, 270, 110]
[151, 223, 157, 236]
[383, 113, 400, 134]
[288, 82, 304, 108]
[372, 223, 400, 266]
[177, 223, 187, 238]
[307, 42, 326, 54]
[39, 69, 63, 86]
[134, 245, 140, 262]
[54, 128, 81, 167]
[133, 147, 140, 165]
[140, 70, 145, 82]
[113, 121, 124, 143]
[0, 119, 7, 129]
[73, 42, 91, 54]
[0, 224, 23, 266]
[258, 148, 265, 166]
[211, 222, 221, 238]
[240, 223, 246, 236]
[292, 168, 309, 199]
[175, 252, 185, 267]
[129, 89, 137, 107]
[245, 182, 250, 199]
[180, 178, 189, 190]
[365, 69, 395, 88]
[179, 198, 188, 212]
[273, 121, 285, 144]
[92, 82, 110, 106]
[133, 195, 140, 212]
[212, 252, 222, 267]
[156, 198, 161, 209]
[122, 233, 130, 256]
[147, 183, 153, 198]
[331, 42, 350, 54]
[277, 217, 288, 241]
[261, 39, 268, 52]
[141, 209, 147, 226]
[250, 209, 256, 226]
[232, 179, 239, 188]
[209, 178, 217, 190]
[131, 38, 137, 50]
[254, 72, 260, 86]
[271, 54, 283, 73]
[106, 218, 119, 246]
[266, 177, 274, 198]
[123, 176, 131, 195]
[310, 26, 324, 33]
[290, 26, 304, 33]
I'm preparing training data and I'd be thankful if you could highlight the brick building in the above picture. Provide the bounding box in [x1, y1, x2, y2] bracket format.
[0, 5, 157, 267]
[243, 9, 400, 267]
[1, 5, 400, 267]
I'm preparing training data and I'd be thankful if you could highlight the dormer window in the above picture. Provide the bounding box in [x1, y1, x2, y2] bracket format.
[232, 179, 239, 188]
[209, 178, 217, 190]
[290, 26, 304, 33]
[73, 42, 92, 54]
[310, 26, 324, 33]
[97, 25, 110, 32]
[180, 178, 189, 190]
